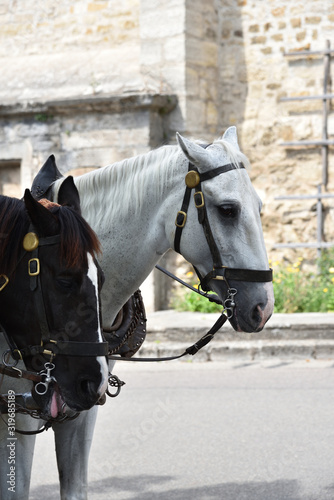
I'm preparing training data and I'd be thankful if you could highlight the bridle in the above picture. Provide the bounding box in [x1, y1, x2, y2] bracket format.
[174, 159, 273, 317]
[109, 158, 273, 364]
[0, 226, 108, 396]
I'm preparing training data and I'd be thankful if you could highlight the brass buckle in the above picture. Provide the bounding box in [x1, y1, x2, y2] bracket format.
[175, 211, 187, 228]
[28, 258, 40, 276]
[0, 274, 9, 292]
[194, 191, 205, 209]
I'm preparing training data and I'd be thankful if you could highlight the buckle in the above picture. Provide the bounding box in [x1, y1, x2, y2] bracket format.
[175, 211, 187, 228]
[194, 191, 205, 208]
[28, 258, 40, 276]
[0, 274, 9, 292]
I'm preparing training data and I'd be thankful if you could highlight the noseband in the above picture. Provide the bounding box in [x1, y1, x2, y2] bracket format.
[0, 227, 108, 370]
[174, 160, 273, 316]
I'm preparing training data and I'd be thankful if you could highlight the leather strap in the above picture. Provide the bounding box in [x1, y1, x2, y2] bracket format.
[108, 313, 227, 362]
[174, 160, 273, 291]
[0, 363, 42, 382]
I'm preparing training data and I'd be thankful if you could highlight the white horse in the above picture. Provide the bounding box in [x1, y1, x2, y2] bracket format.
[33, 126, 274, 499]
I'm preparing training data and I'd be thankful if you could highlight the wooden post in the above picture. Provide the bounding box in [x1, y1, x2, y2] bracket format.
[316, 184, 323, 261]
[322, 40, 331, 187]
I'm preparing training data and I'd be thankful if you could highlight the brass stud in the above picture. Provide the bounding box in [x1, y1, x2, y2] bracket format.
[185, 170, 200, 188]
[23, 232, 39, 251]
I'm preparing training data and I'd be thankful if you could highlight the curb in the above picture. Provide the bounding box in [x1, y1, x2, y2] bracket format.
[141, 311, 334, 361]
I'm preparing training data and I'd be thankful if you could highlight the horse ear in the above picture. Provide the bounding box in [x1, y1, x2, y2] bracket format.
[57, 176, 81, 214]
[222, 126, 240, 151]
[24, 189, 59, 236]
[176, 132, 211, 170]
[31, 154, 63, 200]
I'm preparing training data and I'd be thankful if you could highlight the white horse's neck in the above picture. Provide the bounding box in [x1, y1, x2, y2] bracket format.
[69, 145, 186, 326]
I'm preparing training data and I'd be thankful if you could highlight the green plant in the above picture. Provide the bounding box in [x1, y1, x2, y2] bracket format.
[171, 250, 334, 314]
[272, 250, 334, 313]
[171, 287, 222, 313]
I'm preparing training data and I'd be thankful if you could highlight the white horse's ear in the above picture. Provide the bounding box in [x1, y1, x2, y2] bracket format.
[222, 126, 240, 151]
[176, 132, 211, 169]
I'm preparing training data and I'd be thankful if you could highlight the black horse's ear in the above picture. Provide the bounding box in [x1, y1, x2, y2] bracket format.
[24, 189, 59, 236]
[57, 176, 81, 214]
[31, 154, 63, 200]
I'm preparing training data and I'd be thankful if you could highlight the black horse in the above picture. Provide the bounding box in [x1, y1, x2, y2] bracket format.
[0, 178, 109, 499]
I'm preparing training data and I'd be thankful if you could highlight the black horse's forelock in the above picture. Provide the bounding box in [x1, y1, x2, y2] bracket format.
[0, 195, 100, 276]
[49, 204, 101, 268]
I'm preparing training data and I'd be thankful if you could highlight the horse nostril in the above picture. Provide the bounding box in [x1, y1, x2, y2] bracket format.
[79, 379, 99, 401]
[251, 304, 263, 325]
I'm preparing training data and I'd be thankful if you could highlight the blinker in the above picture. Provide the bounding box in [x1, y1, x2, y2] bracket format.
[185, 170, 200, 188]
[23, 232, 39, 251]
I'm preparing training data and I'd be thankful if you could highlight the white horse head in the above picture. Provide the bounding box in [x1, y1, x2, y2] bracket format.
[166, 126, 274, 332]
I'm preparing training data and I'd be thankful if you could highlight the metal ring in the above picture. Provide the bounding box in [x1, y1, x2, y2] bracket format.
[34, 382, 48, 395]
[2, 349, 19, 368]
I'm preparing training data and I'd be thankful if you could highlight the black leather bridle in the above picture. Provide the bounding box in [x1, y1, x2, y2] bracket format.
[174, 160, 273, 298]
[0, 226, 108, 369]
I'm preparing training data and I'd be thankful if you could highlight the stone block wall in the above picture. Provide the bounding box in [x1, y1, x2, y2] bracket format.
[1, 0, 334, 308]
[213, 0, 334, 265]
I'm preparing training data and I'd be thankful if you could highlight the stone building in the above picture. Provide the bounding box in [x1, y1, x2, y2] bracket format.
[1, 0, 334, 308]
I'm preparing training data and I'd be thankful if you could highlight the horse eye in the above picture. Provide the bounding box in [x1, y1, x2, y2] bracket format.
[218, 204, 238, 218]
[56, 277, 74, 289]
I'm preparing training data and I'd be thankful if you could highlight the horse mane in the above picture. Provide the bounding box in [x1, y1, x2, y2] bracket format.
[0, 195, 100, 276]
[60, 137, 250, 224]
[0, 196, 29, 276]
[71, 145, 179, 222]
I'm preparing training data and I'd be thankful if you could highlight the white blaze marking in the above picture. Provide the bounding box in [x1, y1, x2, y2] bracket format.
[87, 253, 108, 395]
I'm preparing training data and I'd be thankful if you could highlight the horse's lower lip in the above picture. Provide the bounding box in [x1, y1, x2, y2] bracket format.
[230, 308, 256, 333]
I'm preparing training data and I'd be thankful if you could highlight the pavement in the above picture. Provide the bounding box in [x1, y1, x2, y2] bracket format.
[140, 311, 334, 362]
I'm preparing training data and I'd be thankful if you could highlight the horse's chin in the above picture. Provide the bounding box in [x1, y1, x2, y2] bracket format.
[228, 309, 269, 333]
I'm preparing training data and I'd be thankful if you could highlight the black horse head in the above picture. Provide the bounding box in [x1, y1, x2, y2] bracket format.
[0, 178, 108, 418]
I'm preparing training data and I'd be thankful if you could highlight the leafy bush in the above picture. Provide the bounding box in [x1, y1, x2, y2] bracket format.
[272, 251, 334, 313]
[171, 250, 334, 314]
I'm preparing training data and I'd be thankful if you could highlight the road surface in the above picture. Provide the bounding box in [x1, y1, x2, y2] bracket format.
[30, 360, 334, 499]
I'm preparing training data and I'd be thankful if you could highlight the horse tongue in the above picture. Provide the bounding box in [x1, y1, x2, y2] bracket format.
[50, 390, 64, 418]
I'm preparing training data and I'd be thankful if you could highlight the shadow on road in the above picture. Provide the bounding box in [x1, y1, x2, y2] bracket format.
[30, 474, 334, 500]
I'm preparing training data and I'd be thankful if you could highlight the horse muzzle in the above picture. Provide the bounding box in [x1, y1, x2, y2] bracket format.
[228, 281, 274, 333]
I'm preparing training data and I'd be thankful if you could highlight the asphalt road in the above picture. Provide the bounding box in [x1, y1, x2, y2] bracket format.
[30, 360, 334, 500]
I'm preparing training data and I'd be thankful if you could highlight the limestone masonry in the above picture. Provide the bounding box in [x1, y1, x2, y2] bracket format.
[1, 0, 334, 306]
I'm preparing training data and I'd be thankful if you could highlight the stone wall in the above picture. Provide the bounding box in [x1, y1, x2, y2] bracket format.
[215, 0, 334, 265]
[1, 0, 334, 308]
